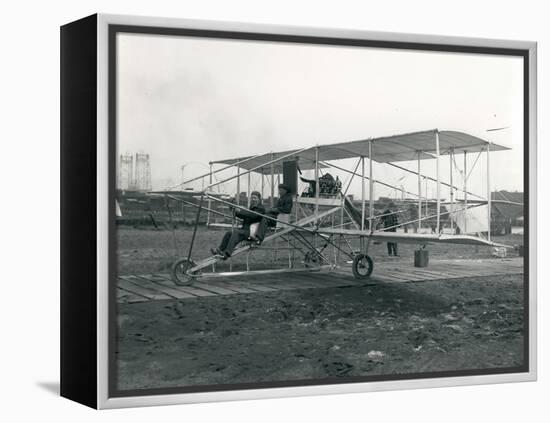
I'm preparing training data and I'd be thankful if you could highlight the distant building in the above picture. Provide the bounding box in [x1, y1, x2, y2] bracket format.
[117, 154, 134, 191]
[134, 153, 152, 191]
[117, 153, 152, 192]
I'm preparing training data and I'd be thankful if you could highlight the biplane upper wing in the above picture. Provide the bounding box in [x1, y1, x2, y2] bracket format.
[327, 129, 510, 163]
[147, 190, 228, 197]
[212, 129, 510, 171]
[211, 151, 329, 175]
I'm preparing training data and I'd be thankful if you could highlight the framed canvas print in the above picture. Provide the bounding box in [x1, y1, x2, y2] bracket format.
[60, 13, 537, 409]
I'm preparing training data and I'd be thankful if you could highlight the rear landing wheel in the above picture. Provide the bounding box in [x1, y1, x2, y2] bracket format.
[303, 251, 320, 267]
[352, 254, 373, 279]
[171, 258, 197, 286]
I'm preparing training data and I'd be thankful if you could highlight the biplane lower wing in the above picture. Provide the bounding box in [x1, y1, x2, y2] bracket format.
[309, 228, 513, 249]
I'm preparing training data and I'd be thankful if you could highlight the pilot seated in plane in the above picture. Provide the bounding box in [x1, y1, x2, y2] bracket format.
[255, 183, 293, 242]
[210, 191, 265, 260]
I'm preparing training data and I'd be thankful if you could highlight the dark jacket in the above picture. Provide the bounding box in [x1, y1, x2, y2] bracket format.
[272, 193, 293, 215]
[381, 209, 398, 232]
[236, 204, 265, 229]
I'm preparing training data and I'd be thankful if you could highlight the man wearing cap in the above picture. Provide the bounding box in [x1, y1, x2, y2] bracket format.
[211, 191, 265, 259]
[256, 183, 294, 241]
[271, 183, 293, 215]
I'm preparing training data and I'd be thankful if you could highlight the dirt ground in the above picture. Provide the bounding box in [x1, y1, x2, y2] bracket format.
[115, 227, 525, 392]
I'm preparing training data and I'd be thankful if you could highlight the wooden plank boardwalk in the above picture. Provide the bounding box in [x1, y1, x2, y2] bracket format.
[116, 257, 524, 304]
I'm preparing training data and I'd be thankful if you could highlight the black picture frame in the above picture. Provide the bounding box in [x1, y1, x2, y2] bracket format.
[61, 13, 537, 409]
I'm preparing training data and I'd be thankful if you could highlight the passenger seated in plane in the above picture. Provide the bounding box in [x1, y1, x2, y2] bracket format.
[210, 191, 265, 259]
[256, 183, 293, 241]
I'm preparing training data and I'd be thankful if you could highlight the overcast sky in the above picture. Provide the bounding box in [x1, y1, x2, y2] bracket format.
[116, 32, 524, 200]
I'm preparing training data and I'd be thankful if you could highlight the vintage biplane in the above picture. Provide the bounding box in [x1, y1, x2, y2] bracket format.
[155, 129, 520, 286]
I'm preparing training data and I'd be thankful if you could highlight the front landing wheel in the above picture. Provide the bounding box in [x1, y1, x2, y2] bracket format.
[171, 258, 197, 286]
[352, 254, 373, 279]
